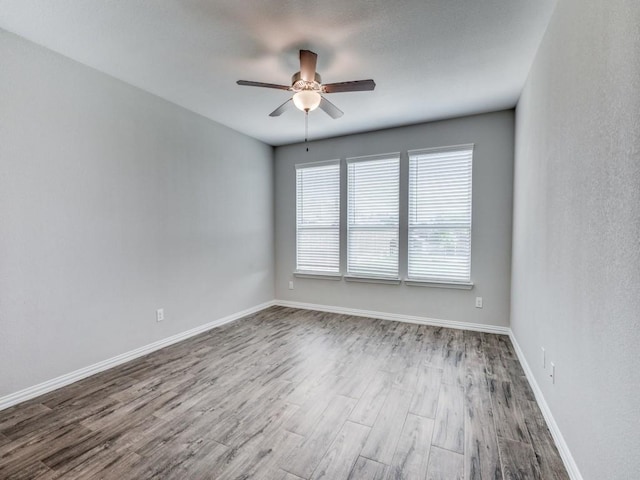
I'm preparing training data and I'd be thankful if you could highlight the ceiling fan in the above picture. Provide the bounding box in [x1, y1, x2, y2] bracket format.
[236, 50, 376, 119]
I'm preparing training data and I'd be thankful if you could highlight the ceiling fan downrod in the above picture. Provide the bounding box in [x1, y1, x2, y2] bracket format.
[305, 111, 309, 152]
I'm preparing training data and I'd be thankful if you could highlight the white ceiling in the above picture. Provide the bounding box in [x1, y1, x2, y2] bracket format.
[0, 0, 556, 146]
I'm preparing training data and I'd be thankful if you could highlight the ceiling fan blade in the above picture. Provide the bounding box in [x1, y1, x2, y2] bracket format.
[299, 50, 318, 82]
[269, 98, 294, 117]
[319, 96, 344, 119]
[237, 80, 290, 90]
[322, 79, 376, 93]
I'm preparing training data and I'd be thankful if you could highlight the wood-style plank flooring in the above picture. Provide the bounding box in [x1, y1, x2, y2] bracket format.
[0, 307, 569, 479]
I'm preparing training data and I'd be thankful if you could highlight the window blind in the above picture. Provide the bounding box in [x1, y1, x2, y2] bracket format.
[408, 146, 473, 283]
[296, 161, 340, 273]
[347, 155, 399, 278]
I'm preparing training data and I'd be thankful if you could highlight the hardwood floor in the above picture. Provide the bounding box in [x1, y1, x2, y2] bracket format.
[0, 307, 569, 479]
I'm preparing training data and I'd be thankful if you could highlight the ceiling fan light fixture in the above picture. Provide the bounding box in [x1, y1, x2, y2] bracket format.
[293, 90, 321, 112]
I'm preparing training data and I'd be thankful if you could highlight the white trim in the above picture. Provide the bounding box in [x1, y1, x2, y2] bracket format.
[404, 279, 474, 290]
[0, 300, 276, 412]
[294, 271, 343, 280]
[295, 159, 340, 169]
[344, 275, 401, 285]
[346, 152, 400, 163]
[407, 143, 475, 156]
[275, 299, 509, 335]
[509, 332, 584, 480]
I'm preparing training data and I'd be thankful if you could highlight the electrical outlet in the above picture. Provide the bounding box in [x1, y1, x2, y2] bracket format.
[475, 297, 483, 308]
[549, 362, 555, 384]
[288, 281, 294, 290]
[541, 347, 546, 369]
[156, 308, 164, 322]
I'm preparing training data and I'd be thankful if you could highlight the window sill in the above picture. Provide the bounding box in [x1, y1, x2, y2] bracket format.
[294, 271, 343, 281]
[344, 275, 401, 285]
[404, 279, 474, 290]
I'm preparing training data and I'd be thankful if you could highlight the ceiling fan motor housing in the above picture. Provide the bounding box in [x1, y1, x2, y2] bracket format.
[291, 71, 322, 92]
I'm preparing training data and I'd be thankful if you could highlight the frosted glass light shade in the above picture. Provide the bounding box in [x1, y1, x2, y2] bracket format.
[293, 91, 321, 112]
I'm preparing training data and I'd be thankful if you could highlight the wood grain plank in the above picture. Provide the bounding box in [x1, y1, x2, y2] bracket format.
[360, 388, 413, 464]
[391, 365, 420, 391]
[61, 450, 144, 480]
[463, 331, 485, 364]
[348, 456, 387, 480]
[0, 458, 53, 480]
[0, 423, 95, 478]
[280, 472, 305, 480]
[217, 429, 302, 480]
[519, 400, 570, 480]
[32, 467, 61, 480]
[146, 439, 229, 479]
[484, 347, 511, 381]
[426, 446, 464, 480]
[441, 348, 465, 386]
[0, 403, 51, 433]
[311, 421, 371, 480]
[349, 371, 394, 426]
[384, 413, 434, 480]
[409, 367, 443, 419]
[496, 336, 517, 360]
[285, 375, 342, 436]
[41, 414, 152, 475]
[432, 383, 464, 454]
[488, 379, 530, 443]
[464, 367, 503, 480]
[498, 437, 542, 480]
[283, 395, 357, 478]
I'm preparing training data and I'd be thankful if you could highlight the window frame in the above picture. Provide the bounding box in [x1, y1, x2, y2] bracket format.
[406, 144, 474, 285]
[295, 159, 341, 275]
[346, 153, 401, 280]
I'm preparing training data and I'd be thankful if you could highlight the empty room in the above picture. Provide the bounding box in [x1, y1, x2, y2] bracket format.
[0, 1, 638, 479]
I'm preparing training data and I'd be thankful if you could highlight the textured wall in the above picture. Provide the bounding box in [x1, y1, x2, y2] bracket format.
[0, 30, 274, 396]
[511, 0, 640, 478]
[275, 111, 514, 328]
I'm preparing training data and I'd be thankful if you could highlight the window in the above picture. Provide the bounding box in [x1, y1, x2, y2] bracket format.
[347, 154, 400, 278]
[296, 161, 340, 273]
[408, 145, 473, 283]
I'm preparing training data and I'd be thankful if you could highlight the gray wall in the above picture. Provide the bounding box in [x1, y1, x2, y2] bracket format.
[511, 0, 640, 478]
[0, 30, 274, 397]
[275, 111, 514, 327]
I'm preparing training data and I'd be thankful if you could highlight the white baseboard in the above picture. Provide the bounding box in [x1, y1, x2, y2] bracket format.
[509, 332, 583, 480]
[275, 300, 510, 335]
[0, 300, 276, 412]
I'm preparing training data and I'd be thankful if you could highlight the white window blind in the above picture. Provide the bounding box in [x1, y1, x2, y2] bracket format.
[347, 155, 399, 278]
[296, 161, 340, 273]
[408, 145, 473, 283]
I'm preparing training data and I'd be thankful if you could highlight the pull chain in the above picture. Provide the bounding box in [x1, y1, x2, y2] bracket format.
[304, 111, 309, 152]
